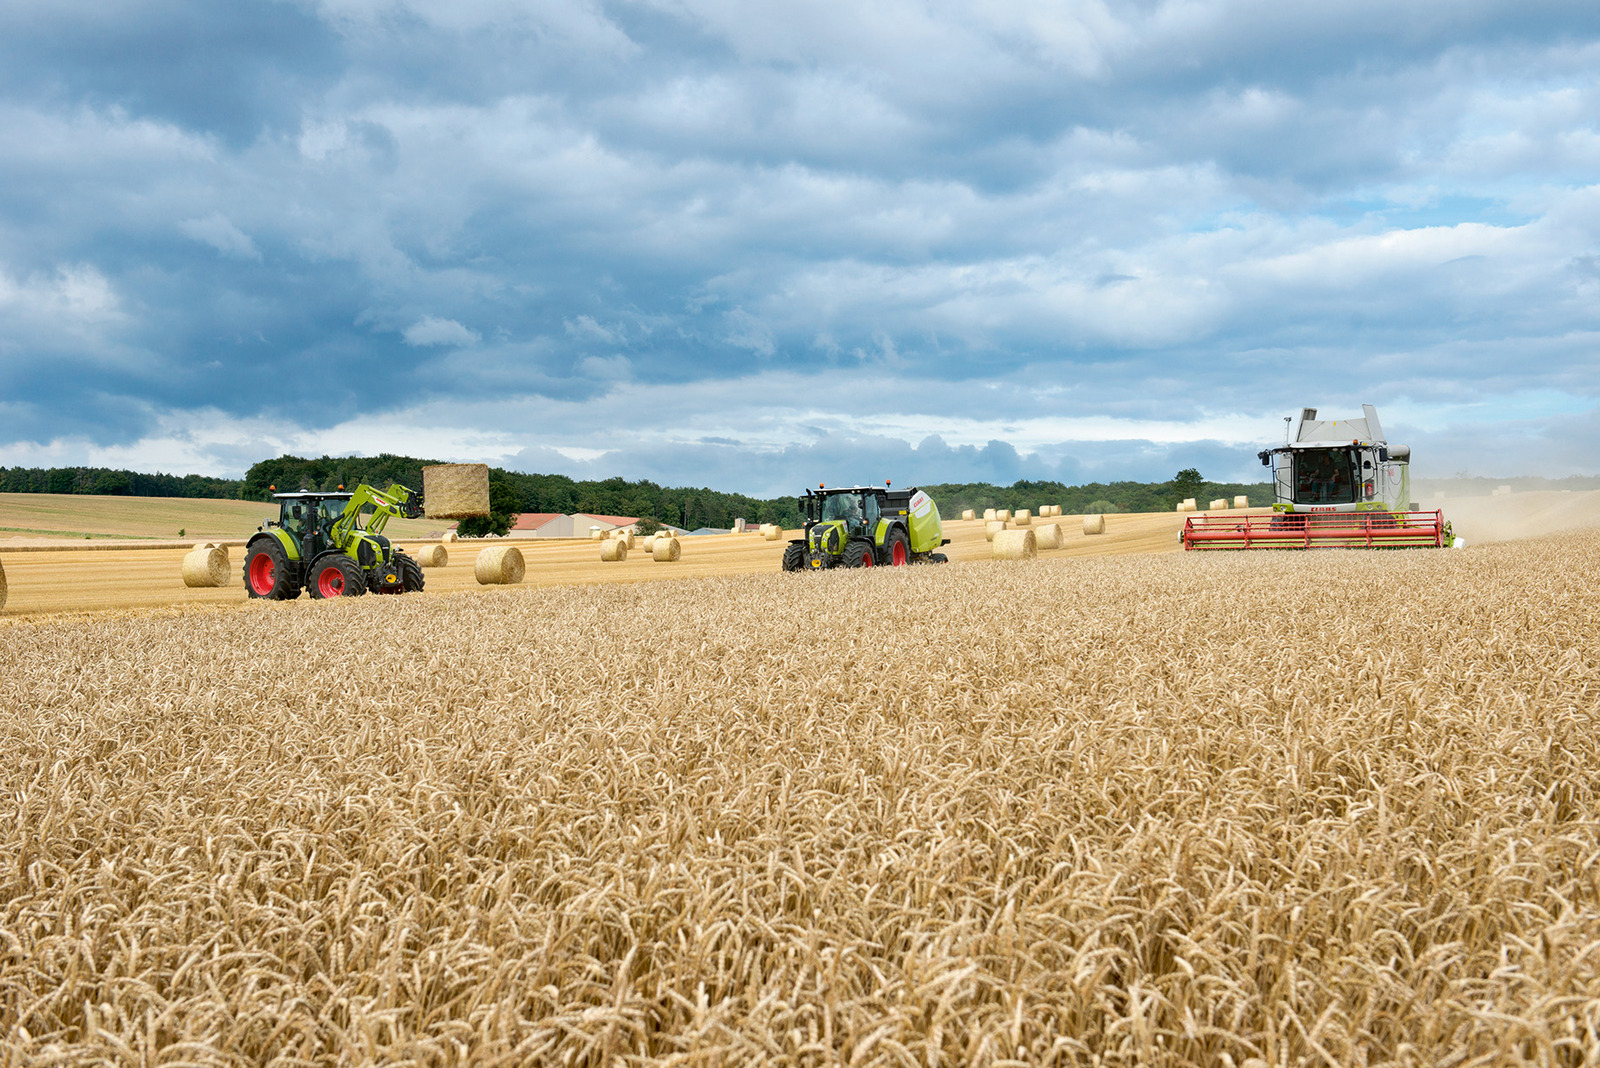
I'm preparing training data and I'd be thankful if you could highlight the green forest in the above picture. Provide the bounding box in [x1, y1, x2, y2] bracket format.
[1, 456, 1274, 533]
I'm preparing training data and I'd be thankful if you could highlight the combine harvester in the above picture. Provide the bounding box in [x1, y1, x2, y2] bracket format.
[1184, 404, 1454, 550]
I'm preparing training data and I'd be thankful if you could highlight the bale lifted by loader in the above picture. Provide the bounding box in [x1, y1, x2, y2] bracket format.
[783, 482, 950, 571]
[1183, 404, 1454, 550]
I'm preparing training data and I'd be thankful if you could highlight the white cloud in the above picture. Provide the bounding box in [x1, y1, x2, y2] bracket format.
[179, 213, 261, 260]
[402, 316, 480, 347]
[0, 262, 128, 354]
[722, 308, 775, 356]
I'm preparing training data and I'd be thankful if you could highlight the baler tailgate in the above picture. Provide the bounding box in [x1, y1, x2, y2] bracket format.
[1183, 510, 1448, 550]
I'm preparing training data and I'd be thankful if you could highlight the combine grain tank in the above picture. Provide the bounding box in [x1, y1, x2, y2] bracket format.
[1183, 404, 1453, 550]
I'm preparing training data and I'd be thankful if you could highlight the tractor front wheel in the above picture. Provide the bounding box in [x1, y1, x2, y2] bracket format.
[883, 528, 909, 566]
[398, 553, 425, 592]
[243, 540, 298, 600]
[782, 543, 805, 572]
[845, 538, 875, 568]
[309, 555, 366, 599]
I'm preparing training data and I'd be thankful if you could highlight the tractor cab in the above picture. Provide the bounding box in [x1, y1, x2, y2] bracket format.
[264, 491, 356, 562]
[817, 488, 880, 535]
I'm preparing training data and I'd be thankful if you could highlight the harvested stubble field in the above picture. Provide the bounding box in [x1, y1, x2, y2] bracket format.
[3, 534, 1600, 1065]
[0, 508, 1189, 618]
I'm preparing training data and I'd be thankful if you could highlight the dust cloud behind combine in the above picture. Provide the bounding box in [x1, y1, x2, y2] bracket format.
[1430, 489, 1600, 544]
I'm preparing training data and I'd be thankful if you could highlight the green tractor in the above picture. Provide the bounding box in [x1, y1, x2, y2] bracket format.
[783, 483, 950, 571]
[243, 483, 426, 600]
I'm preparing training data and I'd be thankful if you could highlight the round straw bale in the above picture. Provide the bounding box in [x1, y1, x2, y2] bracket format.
[423, 463, 491, 519]
[985, 520, 1006, 542]
[612, 531, 635, 549]
[995, 509, 1012, 522]
[442, 530, 458, 543]
[1209, 498, 1229, 511]
[762, 524, 782, 541]
[961, 509, 975, 521]
[991, 528, 1036, 560]
[181, 546, 230, 588]
[589, 527, 605, 540]
[652, 536, 681, 562]
[600, 538, 628, 562]
[1035, 522, 1063, 549]
[417, 544, 447, 567]
[191, 540, 230, 564]
[474, 545, 524, 585]
[1183, 498, 1197, 510]
[0, 557, 7, 612]
[1014, 509, 1032, 525]
[1083, 513, 1105, 535]
[1050, 505, 1063, 517]
[1234, 494, 1250, 508]
[983, 508, 997, 521]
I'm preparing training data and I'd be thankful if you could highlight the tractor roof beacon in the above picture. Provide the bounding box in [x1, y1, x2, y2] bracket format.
[783, 482, 950, 572]
[243, 483, 428, 600]
[1181, 404, 1454, 550]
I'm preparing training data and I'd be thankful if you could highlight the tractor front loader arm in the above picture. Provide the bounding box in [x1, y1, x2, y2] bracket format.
[331, 483, 423, 544]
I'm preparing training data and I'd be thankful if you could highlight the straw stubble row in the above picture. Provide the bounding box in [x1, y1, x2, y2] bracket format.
[3, 535, 1598, 1064]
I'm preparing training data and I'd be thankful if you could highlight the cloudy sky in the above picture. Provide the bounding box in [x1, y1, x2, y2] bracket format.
[2, 0, 1597, 495]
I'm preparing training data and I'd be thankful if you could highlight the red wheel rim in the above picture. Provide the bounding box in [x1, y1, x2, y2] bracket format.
[891, 541, 907, 565]
[248, 553, 276, 595]
[859, 549, 873, 567]
[317, 565, 345, 597]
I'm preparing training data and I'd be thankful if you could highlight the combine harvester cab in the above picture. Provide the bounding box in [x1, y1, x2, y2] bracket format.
[1184, 404, 1453, 550]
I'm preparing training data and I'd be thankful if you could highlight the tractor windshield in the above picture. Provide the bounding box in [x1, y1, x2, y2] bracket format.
[1292, 450, 1356, 505]
[821, 493, 866, 530]
[318, 498, 347, 534]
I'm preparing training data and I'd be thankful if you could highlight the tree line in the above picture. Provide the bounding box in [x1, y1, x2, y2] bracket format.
[2, 457, 1274, 533]
[0, 466, 244, 499]
[922, 469, 1274, 518]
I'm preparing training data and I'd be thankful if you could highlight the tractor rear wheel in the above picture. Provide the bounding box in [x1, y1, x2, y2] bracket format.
[243, 540, 297, 600]
[782, 543, 805, 572]
[845, 538, 875, 568]
[398, 553, 425, 592]
[308, 555, 366, 599]
[883, 528, 909, 566]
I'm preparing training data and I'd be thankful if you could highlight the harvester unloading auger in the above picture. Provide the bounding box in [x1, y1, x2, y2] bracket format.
[1183, 404, 1454, 550]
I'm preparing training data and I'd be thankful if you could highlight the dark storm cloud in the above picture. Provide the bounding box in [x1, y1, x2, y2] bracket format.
[0, 0, 343, 144]
[0, 0, 1596, 486]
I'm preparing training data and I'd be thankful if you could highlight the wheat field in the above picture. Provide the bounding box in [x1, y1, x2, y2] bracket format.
[3, 534, 1598, 1065]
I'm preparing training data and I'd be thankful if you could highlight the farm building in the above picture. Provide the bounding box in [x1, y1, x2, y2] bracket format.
[506, 512, 689, 539]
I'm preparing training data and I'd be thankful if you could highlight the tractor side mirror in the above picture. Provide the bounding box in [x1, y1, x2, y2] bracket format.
[1377, 446, 1389, 462]
[1257, 450, 1271, 466]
